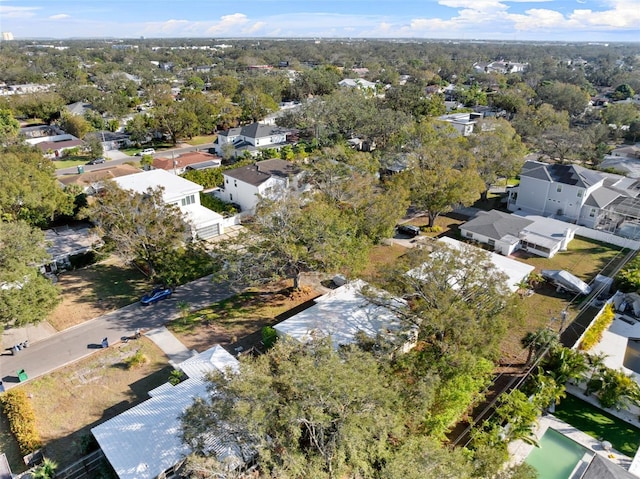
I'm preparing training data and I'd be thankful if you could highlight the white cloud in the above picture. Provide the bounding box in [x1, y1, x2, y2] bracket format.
[0, 5, 39, 18]
[49, 13, 70, 20]
[206, 13, 251, 34]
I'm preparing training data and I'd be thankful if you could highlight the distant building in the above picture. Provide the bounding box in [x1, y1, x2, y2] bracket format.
[2, 32, 14, 41]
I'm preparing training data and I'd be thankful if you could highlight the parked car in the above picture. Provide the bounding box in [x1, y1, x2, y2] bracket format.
[86, 157, 106, 165]
[140, 286, 173, 305]
[137, 148, 156, 156]
[397, 224, 421, 237]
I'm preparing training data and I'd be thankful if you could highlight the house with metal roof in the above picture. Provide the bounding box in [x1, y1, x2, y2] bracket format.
[217, 159, 302, 213]
[213, 122, 293, 157]
[274, 279, 411, 351]
[92, 346, 243, 479]
[152, 151, 221, 175]
[508, 160, 640, 239]
[460, 209, 578, 258]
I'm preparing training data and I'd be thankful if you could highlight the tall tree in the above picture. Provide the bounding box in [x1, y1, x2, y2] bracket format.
[181, 338, 405, 479]
[0, 145, 74, 226]
[0, 109, 20, 144]
[0, 220, 60, 329]
[469, 118, 527, 199]
[84, 181, 187, 280]
[211, 195, 370, 289]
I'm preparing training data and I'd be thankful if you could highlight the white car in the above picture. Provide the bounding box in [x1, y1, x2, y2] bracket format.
[138, 148, 156, 156]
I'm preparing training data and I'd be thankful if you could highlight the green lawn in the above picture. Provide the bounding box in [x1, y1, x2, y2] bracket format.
[519, 236, 626, 282]
[186, 134, 217, 146]
[554, 393, 640, 457]
[52, 155, 91, 170]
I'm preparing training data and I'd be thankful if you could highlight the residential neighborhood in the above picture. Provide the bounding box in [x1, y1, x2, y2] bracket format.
[1, 25, 640, 479]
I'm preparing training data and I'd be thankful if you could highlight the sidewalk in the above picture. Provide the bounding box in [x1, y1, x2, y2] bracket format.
[0, 275, 235, 389]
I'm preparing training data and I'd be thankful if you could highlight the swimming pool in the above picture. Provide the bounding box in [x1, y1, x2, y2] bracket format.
[624, 338, 640, 374]
[525, 428, 592, 479]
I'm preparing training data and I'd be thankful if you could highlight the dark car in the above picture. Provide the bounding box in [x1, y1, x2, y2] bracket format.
[397, 224, 421, 237]
[140, 287, 173, 305]
[86, 157, 106, 165]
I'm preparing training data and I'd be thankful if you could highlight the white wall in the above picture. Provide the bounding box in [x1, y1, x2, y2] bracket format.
[575, 226, 640, 250]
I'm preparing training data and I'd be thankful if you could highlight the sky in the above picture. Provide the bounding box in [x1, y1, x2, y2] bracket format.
[0, 0, 638, 42]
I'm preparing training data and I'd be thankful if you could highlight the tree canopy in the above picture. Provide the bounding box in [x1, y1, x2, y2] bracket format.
[84, 181, 187, 280]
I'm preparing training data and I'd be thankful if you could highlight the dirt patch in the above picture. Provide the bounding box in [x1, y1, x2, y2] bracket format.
[16, 338, 172, 471]
[171, 280, 320, 353]
[47, 257, 148, 331]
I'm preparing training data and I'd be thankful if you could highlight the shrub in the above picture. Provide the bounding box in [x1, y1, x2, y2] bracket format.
[124, 350, 148, 369]
[200, 193, 238, 215]
[0, 389, 42, 455]
[617, 254, 640, 292]
[169, 369, 186, 386]
[262, 326, 278, 350]
[580, 303, 615, 351]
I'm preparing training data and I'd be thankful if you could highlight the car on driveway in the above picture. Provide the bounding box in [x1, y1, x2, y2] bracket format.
[86, 157, 106, 165]
[137, 148, 156, 156]
[140, 286, 173, 305]
[397, 224, 421, 237]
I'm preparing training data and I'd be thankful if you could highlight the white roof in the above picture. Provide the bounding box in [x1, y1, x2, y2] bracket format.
[92, 346, 238, 479]
[274, 279, 405, 349]
[437, 237, 534, 293]
[182, 204, 223, 226]
[113, 169, 202, 204]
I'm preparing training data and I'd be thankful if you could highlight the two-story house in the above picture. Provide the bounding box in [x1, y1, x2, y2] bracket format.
[213, 122, 293, 157]
[508, 160, 640, 238]
[114, 169, 224, 240]
[217, 159, 301, 213]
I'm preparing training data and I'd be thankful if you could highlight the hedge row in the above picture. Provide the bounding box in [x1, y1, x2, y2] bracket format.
[0, 389, 42, 455]
[579, 303, 616, 351]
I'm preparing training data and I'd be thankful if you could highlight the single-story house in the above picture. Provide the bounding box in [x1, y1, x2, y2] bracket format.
[436, 112, 483, 136]
[217, 159, 302, 213]
[57, 164, 142, 195]
[42, 224, 103, 274]
[84, 130, 132, 151]
[152, 151, 221, 175]
[114, 169, 224, 240]
[274, 279, 412, 350]
[410, 237, 535, 294]
[92, 346, 246, 479]
[459, 209, 578, 258]
[338, 78, 377, 91]
[25, 133, 84, 158]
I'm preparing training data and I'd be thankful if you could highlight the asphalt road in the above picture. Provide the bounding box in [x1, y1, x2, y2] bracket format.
[55, 142, 217, 176]
[0, 275, 235, 388]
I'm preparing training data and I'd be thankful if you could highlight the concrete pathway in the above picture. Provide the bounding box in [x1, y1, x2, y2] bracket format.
[144, 327, 195, 365]
[0, 275, 236, 389]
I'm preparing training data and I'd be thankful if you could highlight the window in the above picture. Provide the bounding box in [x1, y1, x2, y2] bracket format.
[230, 194, 233, 201]
[556, 185, 562, 193]
[465, 231, 473, 239]
[234, 180, 237, 187]
[181, 194, 195, 206]
[589, 208, 596, 217]
[577, 190, 583, 198]
[488, 239, 495, 246]
[225, 178, 228, 184]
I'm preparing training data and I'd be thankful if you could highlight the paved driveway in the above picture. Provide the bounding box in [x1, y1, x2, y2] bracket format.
[0, 275, 235, 389]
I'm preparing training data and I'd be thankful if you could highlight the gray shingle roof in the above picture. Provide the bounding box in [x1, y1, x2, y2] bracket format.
[583, 455, 637, 479]
[584, 186, 623, 208]
[223, 159, 299, 186]
[521, 161, 603, 188]
[460, 210, 534, 240]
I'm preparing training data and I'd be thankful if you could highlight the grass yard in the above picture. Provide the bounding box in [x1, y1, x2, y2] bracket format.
[169, 280, 319, 352]
[47, 256, 148, 331]
[554, 393, 640, 457]
[360, 243, 408, 285]
[0, 338, 172, 472]
[52, 155, 91, 170]
[186, 134, 217, 146]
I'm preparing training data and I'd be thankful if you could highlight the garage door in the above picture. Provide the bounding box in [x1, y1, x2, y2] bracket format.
[196, 223, 220, 239]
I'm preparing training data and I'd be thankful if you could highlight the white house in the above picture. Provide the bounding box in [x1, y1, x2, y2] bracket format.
[218, 159, 301, 213]
[274, 279, 411, 350]
[508, 160, 640, 238]
[338, 78, 377, 91]
[114, 169, 224, 240]
[408, 237, 535, 294]
[25, 133, 84, 158]
[436, 112, 483, 136]
[92, 346, 245, 479]
[213, 123, 293, 157]
[459, 209, 578, 258]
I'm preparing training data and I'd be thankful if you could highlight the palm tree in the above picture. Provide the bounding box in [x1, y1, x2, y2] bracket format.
[32, 458, 58, 479]
[543, 346, 588, 385]
[584, 352, 608, 394]
[521, 328, 559, 364]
